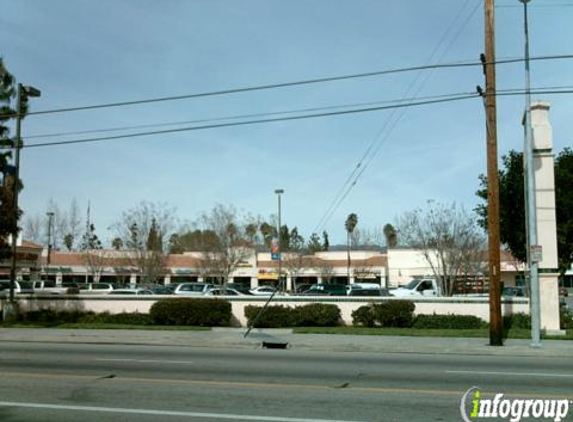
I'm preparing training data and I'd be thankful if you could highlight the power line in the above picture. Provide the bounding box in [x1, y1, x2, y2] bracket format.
[23, 93, 479, 149]
[313, 0, 481, 234]
[2, 54, 570, 121]
[26, 91, 473, 140]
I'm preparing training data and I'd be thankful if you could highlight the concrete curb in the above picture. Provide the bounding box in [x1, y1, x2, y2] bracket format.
[1, 327, 571, 358]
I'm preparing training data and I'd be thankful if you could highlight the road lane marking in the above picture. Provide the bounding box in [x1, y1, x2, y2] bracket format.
[2, 371, 570, 400]
[446, 370, 573, 378]
[97, 358, 196, 365]
[0, 401, 366, 422]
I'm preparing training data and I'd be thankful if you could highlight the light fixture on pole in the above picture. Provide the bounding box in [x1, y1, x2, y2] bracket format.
[275, 189, 284, 292]
[8, 84, 41, 310]
[518, 0, 541, 347]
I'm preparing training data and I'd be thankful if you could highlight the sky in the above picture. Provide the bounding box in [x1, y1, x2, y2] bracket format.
[1, 0, 572, 246]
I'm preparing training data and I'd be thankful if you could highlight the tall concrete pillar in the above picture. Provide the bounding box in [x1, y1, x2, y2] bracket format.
[530, 101, 561, 333]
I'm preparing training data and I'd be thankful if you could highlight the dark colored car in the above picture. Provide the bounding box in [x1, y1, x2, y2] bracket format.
[348, 287, 390, 297]
[227, 283, 251, 295]
[150, 284, 175, 295]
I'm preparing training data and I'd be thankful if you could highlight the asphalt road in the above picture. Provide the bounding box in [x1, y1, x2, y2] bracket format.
[0, 342, 572, 422]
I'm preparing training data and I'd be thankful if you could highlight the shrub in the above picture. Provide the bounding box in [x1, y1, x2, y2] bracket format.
[559, 303, 572, 330]
[19, 309, 94, 325]
[245, 304, 342, 328]
[412, 313, 487, 329]
[294, 303, 341, 327]
[352, 305, 376, 327]
[244, 305, 295, 328]
[503, 312, 531, 330]
[150, 298, 231, 326]
[373, 300, 415, 328]
[351, 301, 415, 328]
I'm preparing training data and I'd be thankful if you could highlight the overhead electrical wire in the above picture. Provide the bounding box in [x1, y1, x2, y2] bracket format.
[26, 91, 475, 140]
[0, 54, 571, 122]
[23, 93, 479, 149]
[312, 0, 481, 234]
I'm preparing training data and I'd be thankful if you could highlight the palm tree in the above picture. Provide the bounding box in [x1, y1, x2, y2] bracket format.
[383, 223, 398, 248]
[344, 213, 358, 283]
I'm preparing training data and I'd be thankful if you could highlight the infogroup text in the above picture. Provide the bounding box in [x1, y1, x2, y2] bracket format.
[460, 387, 570, 422]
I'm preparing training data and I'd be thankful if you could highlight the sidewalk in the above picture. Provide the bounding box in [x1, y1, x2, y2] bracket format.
[1, 327, 571, 357]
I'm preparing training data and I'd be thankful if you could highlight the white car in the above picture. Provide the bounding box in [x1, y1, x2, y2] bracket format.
[204, 287, 244, 296]
[249, 286, 277, 296]
[174, 283, 215, 296]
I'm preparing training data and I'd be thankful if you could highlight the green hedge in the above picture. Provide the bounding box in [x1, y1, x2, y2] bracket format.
[352, 301, 415, 328]
[15, 310, 153, 326]
[18, 309, 93, 325]
[150, 298, 231, 326]
[412, 313, 487, 329]
[295, 303, 341, 327]
[245, 303, 341, 328]
[503, 312, 531, 330]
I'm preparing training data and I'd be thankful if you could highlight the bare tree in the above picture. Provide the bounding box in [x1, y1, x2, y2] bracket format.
[46, 198, 67, 250]
[112, 201, 177, 285]
[65, 198, 82, 251]
[22, 214, 43, 244]
[397, 201, 486, 296]
[198, 204, 252, 288]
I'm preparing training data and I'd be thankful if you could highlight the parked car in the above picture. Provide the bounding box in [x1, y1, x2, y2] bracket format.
[174, 283, 215, 296]
[249, 286, 277, 296]
[390, 278, 438, 297]
[149, 284, 175, 295]
[108, 288, 154, 296]
[347, 285, 390, 297]
[0, 280, 35, 295]
[31, 280, 69, 295]
[204, 287, 244, 296]
[502, 286, 526, 297]
[559, 287, 568, 297]
[302, 283, 347, 296]
[226, 283, 251, 295]
[77, 283, 114, 294]
[294, 283, 313, 294]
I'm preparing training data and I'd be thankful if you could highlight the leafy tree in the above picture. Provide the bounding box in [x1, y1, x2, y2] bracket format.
[0, 59, 18, 261]
[476, 150, 526, 262]
[345, 213, 358, 281]
[111, 237, 123, 250]
[383, 223, 398, 248]
[80, 223, 106, 283]
[476, 148, 573, 272]
[307, 233, 323, 254]
[322, 230, 329, 251]
[555, 148, 573, 272]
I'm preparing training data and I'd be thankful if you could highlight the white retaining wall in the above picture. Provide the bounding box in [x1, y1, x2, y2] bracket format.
[7, 296, 535, 328]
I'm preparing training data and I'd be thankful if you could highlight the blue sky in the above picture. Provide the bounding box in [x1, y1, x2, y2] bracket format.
[1, 0, 572, 245]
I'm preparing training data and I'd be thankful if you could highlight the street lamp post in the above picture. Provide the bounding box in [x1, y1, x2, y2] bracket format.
[46, 211, 55, 282]
[275, 189, 284, 292]
[7, 83, 41, 311]
[519, 0, 541, 347]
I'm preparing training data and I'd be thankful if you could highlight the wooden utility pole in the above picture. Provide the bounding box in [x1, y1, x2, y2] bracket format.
[485, 0, 503, 346]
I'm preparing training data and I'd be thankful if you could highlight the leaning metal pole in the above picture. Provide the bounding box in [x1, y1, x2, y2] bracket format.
[520, 0, 541, 347]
